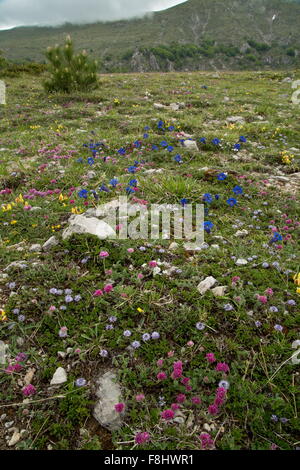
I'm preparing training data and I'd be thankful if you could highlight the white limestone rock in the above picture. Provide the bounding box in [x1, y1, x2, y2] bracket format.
[50, 367, 67, 385]
[93, 370, 124, 431]
[62, 214, 116, 240]
[197, 276, 217, 295]
[43, 236, 59, 251]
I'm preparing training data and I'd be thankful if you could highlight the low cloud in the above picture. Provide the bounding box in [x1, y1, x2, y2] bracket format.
[0, 0, 186, 28]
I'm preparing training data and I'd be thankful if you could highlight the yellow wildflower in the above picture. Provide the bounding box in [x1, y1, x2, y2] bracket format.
[0, 309, 7, 321]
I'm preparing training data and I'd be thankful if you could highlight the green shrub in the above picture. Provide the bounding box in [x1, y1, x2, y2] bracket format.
[286, 48, 296, 57]
[44, 36, 99, 93]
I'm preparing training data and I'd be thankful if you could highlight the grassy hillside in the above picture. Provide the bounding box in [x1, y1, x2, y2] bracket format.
[0, 69, 299, 450]
[0, 0, 300, 71]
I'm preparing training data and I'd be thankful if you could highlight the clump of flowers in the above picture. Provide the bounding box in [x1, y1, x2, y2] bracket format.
[199, 433, 214, 450]
[280, 150, 295, 165]
[22, 384, 36, 397]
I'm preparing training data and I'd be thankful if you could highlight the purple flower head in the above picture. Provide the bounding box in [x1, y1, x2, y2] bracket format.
[75, 378, 87, 387]
[151, 332, 160, 339]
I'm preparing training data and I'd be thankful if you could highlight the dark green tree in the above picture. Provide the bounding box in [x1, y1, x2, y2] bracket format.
[44, 36, 98, 93]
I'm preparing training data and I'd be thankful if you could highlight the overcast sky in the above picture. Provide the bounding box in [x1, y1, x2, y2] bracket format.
[0, 0, 187, 29]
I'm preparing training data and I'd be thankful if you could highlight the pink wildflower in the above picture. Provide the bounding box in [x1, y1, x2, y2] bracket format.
[93, 289, 103, 297]
[257, 295, 268, 304]
[206, 353, 216, 363]
[192, 396, 201, 405]
[208, 404, 219, 415]
[216, 387, 227, 399]
[22, 384, 36, 397]
[135, 432, 150, 445]
[161, 409, 174, 420]
[199, 433, 214, 450]
[135, 394, 145, 402]
[171, 403, 180, 411]
[157, 372, 167, 381]
[265, 288, 274, 296]
[99, 251, 109, 258]
[157, 359, 164, 367]
[5, 363, 22, 374]
[114, 403, 125, 413]
[215, 362, 230, 373]
[149, 261, 157, 268]
[103, 284, 113, 293]
[176, 393, 186, 403]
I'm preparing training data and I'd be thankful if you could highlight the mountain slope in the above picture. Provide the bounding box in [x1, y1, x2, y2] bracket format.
[0, 0, 299, 71]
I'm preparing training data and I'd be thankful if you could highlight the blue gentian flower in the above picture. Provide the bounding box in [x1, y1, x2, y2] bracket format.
[212, 138, 220, 145]
[128, 166, 137, 174]
[199, 137, 206, 144]
[134, 140, 142, 148]
[126, 186, 135, 194]
[180, 198, 189, 206]
[215, 194, 220, 200]
[129, 179, 137, 187]
[239, 136, 247, 143]
[227, 197, 237, 206]
[78, 189, 88, 198]
[203, 193, 213, 204]
[204, 221, 214, 233]
[233, 185, 243, 195]
[144, 126, 150, 131]
[87, 157, 95, 166]
[167, 145, 174, 152]
[152, 144, 159, 151]
[158, 120, 164, 129]
[174, 154, 182, 163]
[99, 184, 109, 192]
[270, 232, 283, 243]
[168, 125, 175, 131]
[217, 172, 227, 181]
[234, 143, 241, 151]
[109, 178, 119, 187]
[118, 147, 126, 155]
[160, 141, 168, 147]
[90, 190, 99, 200]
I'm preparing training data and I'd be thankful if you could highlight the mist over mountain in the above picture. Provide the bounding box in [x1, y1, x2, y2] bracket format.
[0, 0, 299, 71]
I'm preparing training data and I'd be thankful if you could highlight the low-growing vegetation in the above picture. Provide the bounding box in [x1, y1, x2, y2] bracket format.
[0, 69, 299, 451]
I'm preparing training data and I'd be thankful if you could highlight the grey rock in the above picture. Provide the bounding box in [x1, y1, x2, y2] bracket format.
[42, 236, 59, 251]
[86, 171, 96, 179]
[211, 286, 227, 297]
[236, 258, 248, 266]
[8, 431, 21, 447]
[226, 115, 245, 124]
[234, 229, 249, 237]
[0, 340, 8, 365]
[50, 367, 67, 385]
[93, 370, 123, 431]
[169, 103, 180, 111]
[4, 261, 28, 271]
[29, 244, 42, 253]
[183, 140, 199, 151]
[153, 103, 167, 110]
[197, 276, 217, 295]
[62, 214, 116, 240]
